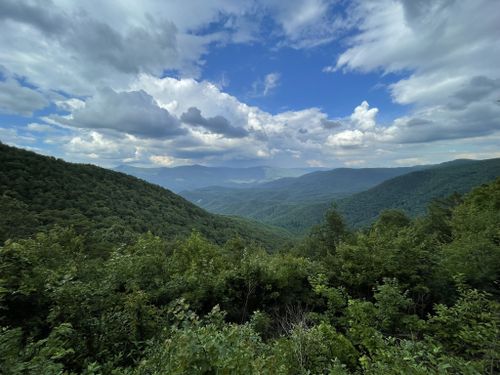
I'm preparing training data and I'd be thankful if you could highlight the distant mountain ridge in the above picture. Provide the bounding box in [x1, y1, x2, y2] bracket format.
[180, 158, 500, 234]
[180, 165, 425, 233]
[336, 157, 500, 227]
[114, 164, 323, 192]
[254, 166, 424, 200]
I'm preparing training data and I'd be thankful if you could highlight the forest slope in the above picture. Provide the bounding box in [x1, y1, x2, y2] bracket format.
[1, 175, 498, 374]
[337, 157, 500, 227]
[0, 143, 289, 248]
[181, 166, 420, 233]
[182, 159, 500, 232]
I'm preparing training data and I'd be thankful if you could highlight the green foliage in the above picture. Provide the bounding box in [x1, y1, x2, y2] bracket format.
[0, 144, 499, 374]
[440, 179, 500, 294]
[427, 284, 499, 367]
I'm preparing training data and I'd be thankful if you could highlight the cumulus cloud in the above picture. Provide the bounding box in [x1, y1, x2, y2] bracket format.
[0, 78, 49, 116]
[55, 88, 185, 138]
[2, 0, 499, 169]
[321, 119, 342, 129]
[0, 0, 345, 96]
[180, 107, 248, 138]
[327, 129, 365, 148]
[335, 0, 500, 144]
[350, 101, 378, 130]
[37, 75, 347, 167]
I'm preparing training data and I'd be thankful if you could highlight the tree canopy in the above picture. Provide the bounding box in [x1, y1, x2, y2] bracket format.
[1, 144, 499, 374]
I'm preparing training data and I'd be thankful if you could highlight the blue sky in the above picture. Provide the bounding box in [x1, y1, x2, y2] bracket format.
[200, 41, 408, 120]
[0, 0, 499, 168]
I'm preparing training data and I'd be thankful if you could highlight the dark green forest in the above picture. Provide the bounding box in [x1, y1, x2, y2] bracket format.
[1, 143, 499, 374]
[0, 143, 290, 250]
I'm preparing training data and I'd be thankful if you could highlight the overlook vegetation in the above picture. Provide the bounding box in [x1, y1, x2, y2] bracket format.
[0, 144, 499, 374]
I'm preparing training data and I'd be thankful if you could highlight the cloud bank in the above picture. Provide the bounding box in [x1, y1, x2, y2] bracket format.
[0, 0, 499, 168]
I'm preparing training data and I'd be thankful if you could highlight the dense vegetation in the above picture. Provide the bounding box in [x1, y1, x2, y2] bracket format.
[0, 143, 290, 249]
[1, 144, 499, 374]
[182, 159, 500, 233]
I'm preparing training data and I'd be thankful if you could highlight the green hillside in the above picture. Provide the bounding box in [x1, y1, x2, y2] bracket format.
[1, 173, 498, 374]
[337, 158, 500, 227]
[182, 159, 500, 233]
[0, 143, 290, 248]
[181, 166, 419, 233]
[259, 166, 421, 195]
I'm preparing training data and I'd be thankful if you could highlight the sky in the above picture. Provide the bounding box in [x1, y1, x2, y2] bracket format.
[0, 0, 499, 169]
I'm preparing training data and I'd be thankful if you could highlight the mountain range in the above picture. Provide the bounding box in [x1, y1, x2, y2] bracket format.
[336, 158, 500, 227]
[114, 164, 323, 192]
[181, 158, 500, 233]
[5, 142, 498, 241]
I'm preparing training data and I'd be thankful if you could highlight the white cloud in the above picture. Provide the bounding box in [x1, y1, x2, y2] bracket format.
[65, 131, 131, 160]
[0, 0, 344, 96]
[0, 126, 36, 145]
[327, 129, 365, 148]
[1, 0, 499, 169]
[350, 100, 378, 130]
[34, 75, 345, 167]
[251, 72, 281, 97]
[322, 65, 335, 73]
[55, 98, 85, 112]
[265, 0, 346, 48]
[335, 0, 500, 144]
[26, 123, 56, 132]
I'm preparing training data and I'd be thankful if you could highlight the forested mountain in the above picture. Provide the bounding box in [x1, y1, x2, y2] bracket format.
[115, 164, 320, 192]
[181, 158, 500, 233]
[337, 157, 500, 227]
[258, 166, 423, 194]
[0, 143, 289, 248]
[180, 166, 421, 233]
[1, 164, 498, 373]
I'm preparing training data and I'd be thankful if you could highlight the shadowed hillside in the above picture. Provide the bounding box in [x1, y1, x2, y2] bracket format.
[0, 143, 290, 248]
[337, 158, 500, 227]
